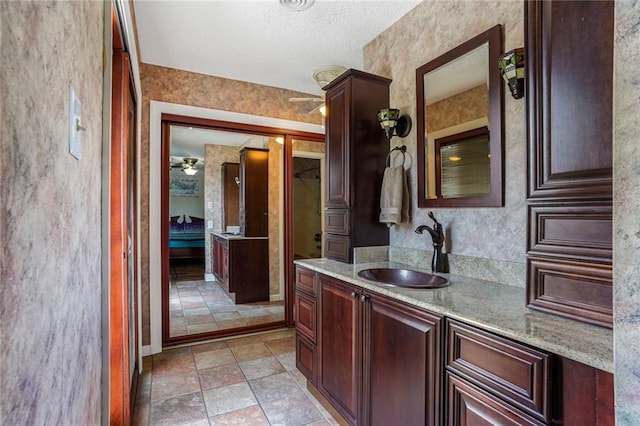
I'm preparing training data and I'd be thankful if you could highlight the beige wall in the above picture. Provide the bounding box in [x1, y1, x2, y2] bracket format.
[0, 1, 104, 423]
[364, 1, 525, 265]
[139, 63, 322, 344]
[426, 85, 489, 133]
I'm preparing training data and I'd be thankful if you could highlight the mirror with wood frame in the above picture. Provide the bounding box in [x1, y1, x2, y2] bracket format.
[416, 24, 504, 207]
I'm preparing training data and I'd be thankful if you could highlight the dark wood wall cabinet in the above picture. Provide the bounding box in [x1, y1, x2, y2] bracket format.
[525, 0, 614, 327]
[221, 162, 240, 230]
[239, 148, 268, 237]
[295, 266, 614, 426]
[323, 69, 391, 263]
[211, 233, 269, 303]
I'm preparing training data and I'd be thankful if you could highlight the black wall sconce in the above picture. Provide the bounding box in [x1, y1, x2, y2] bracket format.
[377, 108, 412, 140]
[498, 48, 525, 99]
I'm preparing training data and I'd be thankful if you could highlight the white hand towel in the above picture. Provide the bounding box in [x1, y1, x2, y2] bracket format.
[379, 165, 409, 227]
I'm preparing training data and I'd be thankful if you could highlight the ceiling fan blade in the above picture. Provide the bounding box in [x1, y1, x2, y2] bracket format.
[289, 97, 323, 102]
[309, 103, 324, 114]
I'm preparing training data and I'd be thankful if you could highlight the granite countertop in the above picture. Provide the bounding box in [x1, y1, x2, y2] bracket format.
[294, 258, 613, 373]
[210, 231, 268, 240]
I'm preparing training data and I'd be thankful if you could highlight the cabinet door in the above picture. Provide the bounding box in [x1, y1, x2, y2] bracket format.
[325, 80, 350, 209]
[363, 293, 442, 426]
[526, 0, 613, 200]
[447, 373, 545, 426]
[318, 274, 361, 425]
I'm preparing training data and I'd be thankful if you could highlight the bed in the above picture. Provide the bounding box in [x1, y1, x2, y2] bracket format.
[169, 215, 205, 260]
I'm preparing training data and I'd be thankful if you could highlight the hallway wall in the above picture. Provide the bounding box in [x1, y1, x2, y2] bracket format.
[139, 64, 322, 344]
[0, 1, 105, 424]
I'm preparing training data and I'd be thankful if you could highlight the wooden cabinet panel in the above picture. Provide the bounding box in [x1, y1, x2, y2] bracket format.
[212, 235, 269, 304]
[296, 334, 317, 386]
[447, 372, 545, 426]
[318, 275, 361, 425]
[526, 0, 613, 200]
[295, 292, 316, 343]
[325, 209, 350, 235]
[551, 356, 614, 426]
[446, 319, 550, 423]
[324, 234, 351, 263]
[323, 69, 390, 262]
[364, 293, 442, 426]
[528, 204, 612, 262]
[239, 148, 268, 237]
[527, 257, 612, 327]
[325, 84, 350, 209]
[525, 0, 613, 327]
[295, 266, 317, 296]
[221, 162, 239, 230]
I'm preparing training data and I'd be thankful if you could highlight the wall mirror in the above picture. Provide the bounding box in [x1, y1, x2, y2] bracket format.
[416, 24, 504, 207]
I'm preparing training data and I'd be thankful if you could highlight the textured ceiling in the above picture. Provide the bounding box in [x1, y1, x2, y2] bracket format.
[134, 0, 420, 96]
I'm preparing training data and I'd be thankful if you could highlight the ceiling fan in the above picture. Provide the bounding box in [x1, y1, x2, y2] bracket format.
[289, 65, 347, 114]
[170, 157, 203, 175]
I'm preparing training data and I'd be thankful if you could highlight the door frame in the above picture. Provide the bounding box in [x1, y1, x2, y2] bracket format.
[148, 102, 324, 351]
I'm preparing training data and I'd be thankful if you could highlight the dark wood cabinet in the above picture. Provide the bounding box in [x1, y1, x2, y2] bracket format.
[312, 269, 442, 425]
[323, 69, 391, 263]
[211, 234, 269, 303]
[221, 162, 239, 230]
[445, 319, 551, 424]
[318, 274, 361, 425]
[297, 267, 613, 426]
[295, 267, 319, 385]
[525, 0, 614, 327]
[445, 319, 613, 426]
[239, 148, 268, 237]
[363, 292, 441, 426]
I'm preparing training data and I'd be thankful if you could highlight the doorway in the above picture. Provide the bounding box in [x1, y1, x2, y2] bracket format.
[160, 114, 324, 346]
[292, 153, 325, 260]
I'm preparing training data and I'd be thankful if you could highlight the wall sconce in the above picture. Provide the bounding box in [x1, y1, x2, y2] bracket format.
[377, 108, 412, 140]
[498, 48, 525, 99]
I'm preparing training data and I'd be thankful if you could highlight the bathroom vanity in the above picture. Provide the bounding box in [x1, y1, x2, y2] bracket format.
[294, 259, 613, 425]
[211, 232, 269, 304]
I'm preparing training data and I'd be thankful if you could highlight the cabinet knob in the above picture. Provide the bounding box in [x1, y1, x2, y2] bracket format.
[360, 295, 368, 303]
[351, 292, 357, 298]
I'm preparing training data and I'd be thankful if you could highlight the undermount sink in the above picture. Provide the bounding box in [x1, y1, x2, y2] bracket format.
[357, 268, 449, 289]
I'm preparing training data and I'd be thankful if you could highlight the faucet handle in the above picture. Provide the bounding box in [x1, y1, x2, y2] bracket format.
[428, 211, 440, 226]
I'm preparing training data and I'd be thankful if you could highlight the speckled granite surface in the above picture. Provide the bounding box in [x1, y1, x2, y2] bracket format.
[295, 258, 612, 373]
[613, 1, 640, 423]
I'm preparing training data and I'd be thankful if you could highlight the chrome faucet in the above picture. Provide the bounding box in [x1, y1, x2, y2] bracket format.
[415, 211, 446, 273]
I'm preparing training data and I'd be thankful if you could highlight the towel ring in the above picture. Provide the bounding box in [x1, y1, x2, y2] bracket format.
[385, 145, 407, 167]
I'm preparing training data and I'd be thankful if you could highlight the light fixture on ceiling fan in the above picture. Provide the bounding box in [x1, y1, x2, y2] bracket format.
[170, 157, 201, 175]
[289, 65, 347, 115]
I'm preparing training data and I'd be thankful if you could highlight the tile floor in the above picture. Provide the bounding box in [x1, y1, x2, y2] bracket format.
[170, 280, 285, 337]
[133, 329, 337, 426]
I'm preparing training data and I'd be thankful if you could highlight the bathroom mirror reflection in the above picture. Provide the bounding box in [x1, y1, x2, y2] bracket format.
[416, 24, 504, 207]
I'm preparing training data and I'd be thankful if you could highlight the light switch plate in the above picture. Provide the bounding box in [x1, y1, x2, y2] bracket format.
[68, 85, 82, 160]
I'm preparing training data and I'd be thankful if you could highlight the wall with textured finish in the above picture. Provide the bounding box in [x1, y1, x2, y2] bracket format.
[140, 63, 322, 344]
[0, 1, 104, 424]
[364, 0, 525, 275]
[613, 2, 640, 423]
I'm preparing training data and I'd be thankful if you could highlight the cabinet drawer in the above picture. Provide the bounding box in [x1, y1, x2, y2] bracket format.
[295, 267, 317, 296]
[528, 204, 612, 263]
[325, 234, 351, 263]
[325, 209, 350, 235]
[296, 334, 317, 385]
[527, 256, 612, 327]
[295, 292, 317, 343]
[446, 319, 550, 422]
[446, 372, 545, 426]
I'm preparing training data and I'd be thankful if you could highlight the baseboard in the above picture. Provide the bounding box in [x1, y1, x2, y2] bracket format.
[204, 273, 215, 282]
[141, 345, 153, 357]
